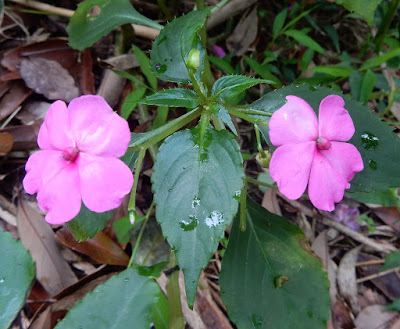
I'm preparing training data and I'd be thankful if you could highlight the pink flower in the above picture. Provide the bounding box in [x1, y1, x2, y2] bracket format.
[269, 95, 363, 211]
[23, 95, 133, 224]
[212, 45, 226, 58]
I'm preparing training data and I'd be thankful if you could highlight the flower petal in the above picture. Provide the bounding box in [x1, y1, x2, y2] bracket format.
[23, 150, 63, 194]
[308, 151, 349, 211]
[318, 95, 355, 142]
[269, 95, 318, 146]
[68, 95, 131, 157]
[28, 153, 82, 224]
[270, 141, 316, 200]
[78, 153, 133, 213]
[320, 142, 364, 182]
[37, 100, 74, 150]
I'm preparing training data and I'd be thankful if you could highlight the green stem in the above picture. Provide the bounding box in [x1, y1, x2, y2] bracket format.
[137, 104, 158, 162]
[246, 176, 278, 190]
[188, 68, 207, 99]
[195, 0, 205, 9]
[129, 107, 202, 151]
[373, 0, 400, 52]
[198, 108, 211, 150]
[167, 252, 185, 329]
[211, 0, 230, 13]
[227, 106, 269, 127]
[254, 124, 266, 157]
[211, 113, 224, 130]
[127, 203, 155, 268]
[128, 148, 146, 224]
[239, 179, 248, 232]
[220, 103, 272, 117]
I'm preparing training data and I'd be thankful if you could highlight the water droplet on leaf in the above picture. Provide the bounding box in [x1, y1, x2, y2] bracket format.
[368, 159, 377, 170]
[180, 215, 198, 231]
[361, 132, 379, 150]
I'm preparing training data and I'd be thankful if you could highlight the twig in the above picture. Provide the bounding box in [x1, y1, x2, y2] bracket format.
[356, 259, 385, 267]
[277, 192, 396, 254]
[8, 0, 160, 40]
[356, 266, 400, 284]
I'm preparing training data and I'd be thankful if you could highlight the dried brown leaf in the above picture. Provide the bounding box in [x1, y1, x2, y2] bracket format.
[261, 188, 281, 216]
[1, 38, 77, 73]
[0, 80, 32, 120]
[20, 57, 79, 102]
[337, 246, 362, 314]
[0, 131, 13, 155]
[354, 305, 397, 329]
[226, 7, 258, 56]
[17, 198, 77, 296]
[56, 226, 129, 266]
[1, 124, 39, 150]
[373, 207, 400, 232]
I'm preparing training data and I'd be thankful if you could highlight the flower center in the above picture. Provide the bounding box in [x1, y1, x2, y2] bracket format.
[62, 147, 80, 162]
[316, 136, 332, 150]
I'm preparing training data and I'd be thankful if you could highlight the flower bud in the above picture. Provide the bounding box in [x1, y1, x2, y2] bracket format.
[187, 49, 200, 70]
[256, 150, 271, 168]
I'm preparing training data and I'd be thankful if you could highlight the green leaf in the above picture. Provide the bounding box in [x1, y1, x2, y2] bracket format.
[67, 204, 114, 241]
[132, 45, 158, 90]
[141, 88, 201, 108]
[134, 262, 168, 278]
[152, 289, 169, 329]
[250, 84, 400, 192]
[209, 103, 237, 135]
[273, 9, 287, 38]
[348, 189, 399, 207]
[152, 126, 244, 307]
[220, 198, 330, 329]
[0, 230, 35, 329]
[244, 56, 282, 88]
[55, 268, 160, 329]
[385, 298, 400, 312]
[153, 106, 169, 130]
[360, 48, 400, 71]
[113, 215, 145, 244]
[283, 29, 326, 55]
[121, 87, 147, 119]
[334, 0, 383, 26]
[380, 250, 400, 272]
[301, 48, 314, 72]
[310, 65, 353, 77]
[208, 56, 236, 74]
[349, 70, 363, 101]
[150, 8, 211, 83]
[212, 75, 274, 100]
[67, 0, 162, 51]
[323, 25, 340, 52]
[120, 150, 139, 171]
[359, 69, 376, 103]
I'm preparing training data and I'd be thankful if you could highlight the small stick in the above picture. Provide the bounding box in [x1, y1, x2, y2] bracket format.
[277, 192, 396, 254]
[356, 259, 385, 267]
[356, 266, 400, 283]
